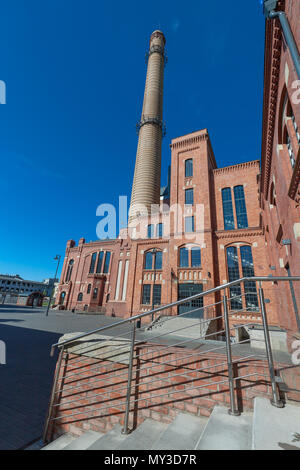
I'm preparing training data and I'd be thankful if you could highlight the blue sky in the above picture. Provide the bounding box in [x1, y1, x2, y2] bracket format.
[0, 0, 266, 281]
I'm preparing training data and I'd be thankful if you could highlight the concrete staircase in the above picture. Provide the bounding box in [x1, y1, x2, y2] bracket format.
[41, 398, 300, 450]
[146, 315, 213, 339]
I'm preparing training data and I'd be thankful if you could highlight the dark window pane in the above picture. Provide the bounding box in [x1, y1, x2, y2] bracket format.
[93, 288, 98, 299]
[240, 245, 259, 311]
[234, 186, 248, 229]
[77, 293, 83, 301]
[157, 223, 164, 238]
[147, 225, 154, 239]
[153, 284, 161, 305]
[191, 248, 201, 267]
[222, 188, 235, 231]
[142, 285, 151, 305]
[185, 216, 194, 233]
[226, 246, 242, 310]
[87, 284, 91, 294]
[180, 247, 189, 267]
[145, 252, 153, 270]
[154, 251, 163, 270]
[103, 252, 111, 273]
[185, 159, 193, 177]
[89, 253, 97, 274]
[185, 188, 194, 205]
[96, 252, 104, 273]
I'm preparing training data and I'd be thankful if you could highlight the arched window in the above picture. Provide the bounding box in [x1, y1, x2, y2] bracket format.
[65, 260, 74, 282]
[179, 246, 201, 268]
[89, 253, 97, 274]
[96, 251, 104, 273]
[240, 246, 259, 310]
[234, 186, 248, 229]
[87, 284, 92, 294]
[185, 159, 193, 178]
[222, 188, 235, 231]
[226, 246, 242, 310]
[144, 250, 163, 270]
[77, 292, 83, 301]
[59, 291, 66, 305]
[103, 252, 111, 273]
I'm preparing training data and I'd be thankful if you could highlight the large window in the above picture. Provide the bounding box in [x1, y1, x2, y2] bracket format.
[185, 188, 194, 205]
[191, 247, 201, 268]
[185, 216, 195, 233]
[153, 284, 162, 306]
[240, 246, 259, 310]
[142, 285, 151, 305]
[96, 251, 104, 273]
[234, 186, 248, 229]
[103, 252, 111, 273]
[185, 159, 193, 178]
[226, 246, 242, 310]
[222, 188, 235, 231]
[144, 250, 163, 270]
[226, 245, 258, 311]
[65, 260, 74, 282]
[89, 253, 97, 274]
[180, 247, 189, 267]
[157, 223, 164, 238]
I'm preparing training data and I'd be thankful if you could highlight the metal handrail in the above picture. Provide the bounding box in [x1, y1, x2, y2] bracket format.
[49, 276, 300, 356]
[43, 276, 300, 442]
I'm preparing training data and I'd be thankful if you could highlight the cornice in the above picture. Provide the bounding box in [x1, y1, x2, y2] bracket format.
[214, 227, 264, 240]
[213, 160, 260, 175]
[261, 1, 285, 198]
[170, 132, 208, 150]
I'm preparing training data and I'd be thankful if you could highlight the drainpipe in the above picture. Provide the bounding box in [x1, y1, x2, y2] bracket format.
[263, 0, 300, 80]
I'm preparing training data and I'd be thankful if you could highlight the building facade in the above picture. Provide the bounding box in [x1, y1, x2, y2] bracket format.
[261, 0, 300, 338]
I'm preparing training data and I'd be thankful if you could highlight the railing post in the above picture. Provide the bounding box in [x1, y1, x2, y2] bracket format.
[258, 284, 284, 408]
[122, 322, 136, 434]
[43, 345, 65, 443]
[223, 295, 240, 416]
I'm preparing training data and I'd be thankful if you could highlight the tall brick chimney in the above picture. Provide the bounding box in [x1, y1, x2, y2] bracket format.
[128, 30, 166, 225]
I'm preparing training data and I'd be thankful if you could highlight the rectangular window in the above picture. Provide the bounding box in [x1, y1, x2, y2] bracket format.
[234, 186, 248, 229]
[157, 223, 164, 238]
[153, 284, 161, 306]
[185, 216, 194, 233]
[96, 251, 104, 273]
[185, 188, 194, 205]
[180, 247, 189, 267]
[240, 246, 259, 311]
[92, 288, 98, 299]
[185, 159, 193, 178]
[89, 253, 97, 274]
[142, 285, 151, 305]
[145, 252, 153, 270]
[226, 246, 242, 310]
[191, 248, 201, 268]
[147, 225, 154, 239]
[222, 188, 235, 231]
[103, 252, 111, 273]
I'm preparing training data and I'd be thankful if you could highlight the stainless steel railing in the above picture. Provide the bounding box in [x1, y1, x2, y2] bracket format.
[43, 276, 300, 442]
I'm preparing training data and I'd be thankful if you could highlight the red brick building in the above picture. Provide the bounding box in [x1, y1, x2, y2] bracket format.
[56, 5, 300, 344]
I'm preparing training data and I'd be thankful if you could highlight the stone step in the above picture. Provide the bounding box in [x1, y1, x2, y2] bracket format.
[152, 413, 208, 450]
[88, 424, 129, 450]
[149, 316, 211, 339]
[252, 397, 300, 450]
[41, 433, 77, 450]
[195, 406, 252, 450]
[118, 419, 168, 450]
[63, 430, 103, 450]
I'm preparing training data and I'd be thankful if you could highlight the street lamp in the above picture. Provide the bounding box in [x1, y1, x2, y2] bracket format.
[46, 255, 61, 317]
[263, 0, 300, 80]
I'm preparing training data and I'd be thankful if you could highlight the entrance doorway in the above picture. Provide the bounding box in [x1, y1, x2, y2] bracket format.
[178, 283, 204, 318]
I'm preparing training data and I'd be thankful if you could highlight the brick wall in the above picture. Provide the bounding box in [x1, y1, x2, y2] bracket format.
[48, 342, 293, 441]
